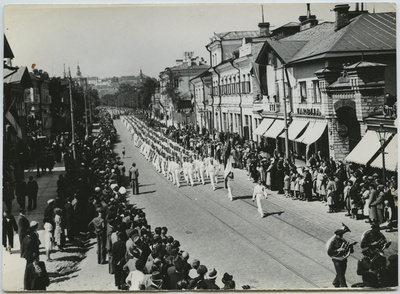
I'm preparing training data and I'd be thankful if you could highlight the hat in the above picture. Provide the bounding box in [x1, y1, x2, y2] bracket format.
[373, 173, 379, 177]
[110, 183, 118, 190]
[222, 272, 233, 284]
[206, 268, 218, 280]
[30, 221, 38, 228]
[95, 187, 101, 192]
[151, 271, 163, 282]
[47, 199, 55, 204]
[118, 187, 126, 194]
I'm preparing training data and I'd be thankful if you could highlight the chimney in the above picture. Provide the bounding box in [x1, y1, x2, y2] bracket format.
[176, 59, 183, 66]
[334, 4, 350, 31]
[258, 22, 270, 36]
[298, 3, 318, 31]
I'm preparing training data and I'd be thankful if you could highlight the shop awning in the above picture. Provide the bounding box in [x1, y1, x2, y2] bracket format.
[263, 119, 285, 138]
[345, 130, 381, 165]
[295, 121, 327, 145]
[370, 134, 398, 171]
[253, 118, 274, 136]
[279, 120, 309, 141]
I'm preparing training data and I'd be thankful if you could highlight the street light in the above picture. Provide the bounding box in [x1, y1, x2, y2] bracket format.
[376, 123, 390, 183]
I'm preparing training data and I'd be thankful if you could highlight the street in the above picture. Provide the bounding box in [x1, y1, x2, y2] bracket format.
[2, 116, 397, 291]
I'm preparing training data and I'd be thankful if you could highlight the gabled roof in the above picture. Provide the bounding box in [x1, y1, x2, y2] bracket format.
[266, 39, 308, 63]
[4, 35, 14, 59]
[286, 12, 396, 63]
[4, 66, 33, 89]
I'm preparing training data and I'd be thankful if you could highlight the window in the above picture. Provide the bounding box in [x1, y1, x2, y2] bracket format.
[300, 81, 307, 103]
[275, 82, 280, 102]
[174, 79, 179, 88]
[313, 80, 321, 103]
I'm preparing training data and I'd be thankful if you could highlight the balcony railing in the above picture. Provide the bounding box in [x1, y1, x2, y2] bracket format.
[252, 99, 281, 113]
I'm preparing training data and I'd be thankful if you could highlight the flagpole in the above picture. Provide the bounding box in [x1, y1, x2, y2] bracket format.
[68, 68, 76, 160]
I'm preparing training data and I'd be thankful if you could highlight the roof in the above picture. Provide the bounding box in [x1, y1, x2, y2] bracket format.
[212, 31, 260, 41]
[168, 63, 209, 72]
[3, 66, 33, 89]
[266, 39, 308, 63]
[4, 35, 14, 59]
[286, 12, 396, 63]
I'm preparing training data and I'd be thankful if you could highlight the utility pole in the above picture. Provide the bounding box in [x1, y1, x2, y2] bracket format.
[282, 68, 289, 160]
[84, 78, 89, 138]
[68, 68, 76, 160]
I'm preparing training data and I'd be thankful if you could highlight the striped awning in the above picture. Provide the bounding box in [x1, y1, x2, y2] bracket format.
[370, 134, 398, 171]
[263, 119, 285, 138]
[345, 130, 381, 165]
[294, 121, 327, 145]
[279, 120, 309, 141]
[253, 118, 274, 136]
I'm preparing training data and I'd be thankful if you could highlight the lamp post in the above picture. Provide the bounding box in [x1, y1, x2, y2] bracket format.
[376, 123, 389, 183]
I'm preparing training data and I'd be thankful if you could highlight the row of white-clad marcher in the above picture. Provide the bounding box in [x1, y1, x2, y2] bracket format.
[122, 116, 232, 198]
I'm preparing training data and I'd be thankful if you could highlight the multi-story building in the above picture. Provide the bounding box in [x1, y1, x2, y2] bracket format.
[26, 71, 52, 138]
[191, 23, 271, 138]
[254, 4, 396, 162]
[159, 52, 208, 126]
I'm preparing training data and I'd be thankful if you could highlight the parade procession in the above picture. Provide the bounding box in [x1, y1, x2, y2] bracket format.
[2, 2, 398, 292]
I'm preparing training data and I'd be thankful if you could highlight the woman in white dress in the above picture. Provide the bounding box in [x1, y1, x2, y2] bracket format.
[43, 222, 53, 261]
[226, 172, 234, 201]
[252, 179, 268, 218]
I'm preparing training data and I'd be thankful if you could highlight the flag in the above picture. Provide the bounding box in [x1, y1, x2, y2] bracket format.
[5, 110, 22, 139]
[223, 140, 233, 188]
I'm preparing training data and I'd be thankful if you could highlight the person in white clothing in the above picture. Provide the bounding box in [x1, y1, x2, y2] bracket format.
[252, 179, 268, 218]
[125, 259, 146, 290]
[208, 158, 217, 191]
[173, 159, 181, 188]
[226, 171, 234, 201]
[187, 159, 195, 187]
[198, 156, 206, 185]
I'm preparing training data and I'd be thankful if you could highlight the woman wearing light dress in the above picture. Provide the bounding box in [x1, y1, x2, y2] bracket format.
[54, 208, 63, 250]
[252, 179, 268, 218]
[43, 222, 53, 261]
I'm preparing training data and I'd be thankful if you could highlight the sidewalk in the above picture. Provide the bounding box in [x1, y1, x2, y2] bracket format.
[2, 162, 65, 291]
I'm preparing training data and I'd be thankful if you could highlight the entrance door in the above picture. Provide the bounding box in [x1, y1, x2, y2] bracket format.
[335, 106, 361, 151]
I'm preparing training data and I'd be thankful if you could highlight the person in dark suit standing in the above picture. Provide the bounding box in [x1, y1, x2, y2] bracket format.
[129, 163, 139, 195]
[21, 221, 40, 263]
[89, 208, 107, 264]
[64, 197, 75, 243]
[112, 232, 127, 290]
[24, 253, 50, 290]
[16, 179, 27, 211]
[18, 210, 30, 247]
[3, 211, 18, 253]
[304, 168, 313, 202]
[26, 176, 39, 211]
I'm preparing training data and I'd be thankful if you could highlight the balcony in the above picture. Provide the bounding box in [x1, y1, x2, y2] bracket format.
[253, 98, 281, 113]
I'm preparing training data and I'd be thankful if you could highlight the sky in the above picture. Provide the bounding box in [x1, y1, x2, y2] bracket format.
[3, 1, 396, 79]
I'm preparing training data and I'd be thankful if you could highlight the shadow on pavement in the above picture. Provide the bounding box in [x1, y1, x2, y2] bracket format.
[50, 274, 79, 284]
[233, 195, 252, 200]
[263, 211, 284, 218]
[138, 190, 156, 195]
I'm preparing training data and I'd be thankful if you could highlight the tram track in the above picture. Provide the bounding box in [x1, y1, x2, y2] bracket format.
[117, 119, 341, 288]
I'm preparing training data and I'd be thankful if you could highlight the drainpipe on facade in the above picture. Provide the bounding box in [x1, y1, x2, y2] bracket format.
[230, 59, 243, 138]
[214, 66, 223, 133]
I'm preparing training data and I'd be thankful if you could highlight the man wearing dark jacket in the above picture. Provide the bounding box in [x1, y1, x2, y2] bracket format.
[26, 176, 39, 211]
[18, 210, 30, 247]
[112, 232, 127, 290]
